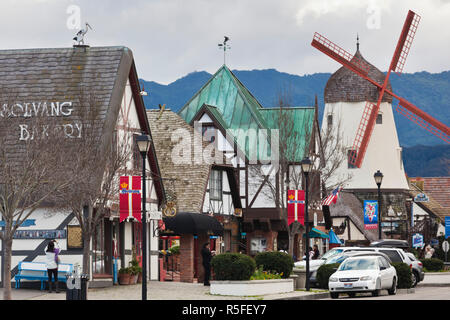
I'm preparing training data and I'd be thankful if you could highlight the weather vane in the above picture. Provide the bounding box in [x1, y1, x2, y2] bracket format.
[73, 22, 92, 46]
[218, 36, 231, 65]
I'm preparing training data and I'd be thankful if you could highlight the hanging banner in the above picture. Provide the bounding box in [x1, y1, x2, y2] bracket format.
[119, 176, 142, 223]
[445, 216, 450, 239]
[364, 200, 378, 230]
[287, 190, 305, 225]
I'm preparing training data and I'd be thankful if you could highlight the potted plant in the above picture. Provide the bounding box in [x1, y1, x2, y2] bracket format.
[118, 267, 131, 285]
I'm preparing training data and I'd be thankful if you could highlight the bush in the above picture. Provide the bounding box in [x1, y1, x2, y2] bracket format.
[421, 258, 444, 272]
[169, 245, 180, 255]
[254, 251, 294, 279]
[211, 253, 256, 281]
[250, 266, 282, 280]
[316, 263, 340, 289]
[392, 262, 412, 288]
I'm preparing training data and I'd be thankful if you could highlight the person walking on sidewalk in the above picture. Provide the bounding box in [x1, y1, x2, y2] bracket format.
[45, 240, 61, 293]
[201, 243, 212, 286]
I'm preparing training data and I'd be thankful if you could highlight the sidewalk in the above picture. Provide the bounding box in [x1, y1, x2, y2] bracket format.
[2, 281, 329, 300]
[417, 272, 450, 287]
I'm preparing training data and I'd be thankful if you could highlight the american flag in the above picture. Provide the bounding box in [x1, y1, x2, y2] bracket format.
[321, 187, 342, 206]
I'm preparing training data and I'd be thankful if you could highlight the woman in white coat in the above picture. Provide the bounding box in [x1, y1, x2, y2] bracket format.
[45, 240, 61, 293]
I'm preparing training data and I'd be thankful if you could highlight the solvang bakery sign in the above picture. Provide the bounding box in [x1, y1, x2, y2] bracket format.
[0, 101, 82, 141]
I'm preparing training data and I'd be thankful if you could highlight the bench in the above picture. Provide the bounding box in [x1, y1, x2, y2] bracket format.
[15, 262, 73, 290]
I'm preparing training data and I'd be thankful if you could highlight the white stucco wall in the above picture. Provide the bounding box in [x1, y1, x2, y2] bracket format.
[322, 101, 409, 190]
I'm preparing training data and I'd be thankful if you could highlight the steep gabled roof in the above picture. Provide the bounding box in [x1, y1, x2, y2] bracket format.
[147, 109, 212, 213]
[260, 107, 315, 162]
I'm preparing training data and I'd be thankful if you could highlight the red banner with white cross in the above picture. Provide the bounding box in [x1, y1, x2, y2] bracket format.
[119, 176, 142, 223]
[287, 190, 305, 226]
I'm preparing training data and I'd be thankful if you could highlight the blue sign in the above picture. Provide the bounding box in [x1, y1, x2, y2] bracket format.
[412, 233, 424, 248]
[364, 200, 378, 230]
[0, 220, 36, 227]
[445, 217, 450, 239]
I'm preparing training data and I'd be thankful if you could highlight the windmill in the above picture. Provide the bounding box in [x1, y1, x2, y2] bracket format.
[311, 10, 449, 168]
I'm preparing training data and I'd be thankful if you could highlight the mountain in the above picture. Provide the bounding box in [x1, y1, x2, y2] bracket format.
[141, 68, 450, 148]
[403, 144, 450, 177]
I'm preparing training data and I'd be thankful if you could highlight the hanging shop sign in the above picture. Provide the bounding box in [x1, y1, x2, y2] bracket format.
[414, 193, 429, 202]
[0, 219, 36, 227]
[364, 200, 378, 230]
[412, 233, 424, 248]
[287, 190, 305, 225]
[119, 176, 142, 223]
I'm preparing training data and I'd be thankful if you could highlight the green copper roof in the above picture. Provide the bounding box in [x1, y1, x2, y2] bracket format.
[178, 65, 314, 162]
[260, 107, 315, 162]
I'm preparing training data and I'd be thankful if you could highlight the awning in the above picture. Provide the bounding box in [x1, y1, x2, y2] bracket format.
[328, 228, 341, 244]
[303, 227, 330, 239]
[162, 212, 224, 236]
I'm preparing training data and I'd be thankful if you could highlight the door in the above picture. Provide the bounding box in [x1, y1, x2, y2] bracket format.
[378, 257, 390, 288]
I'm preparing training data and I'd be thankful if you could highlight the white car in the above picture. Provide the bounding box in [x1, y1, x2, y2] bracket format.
[328, 256, 397, 298]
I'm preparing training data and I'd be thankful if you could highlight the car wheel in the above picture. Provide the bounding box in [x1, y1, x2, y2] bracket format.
[372, 279, 381, 297]
[411, 272, 419, 288]
[330, 292, 339, 299]
[388, 278, 397, 295]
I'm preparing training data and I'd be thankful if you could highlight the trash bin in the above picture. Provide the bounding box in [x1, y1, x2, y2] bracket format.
[66, 274, 89, 300]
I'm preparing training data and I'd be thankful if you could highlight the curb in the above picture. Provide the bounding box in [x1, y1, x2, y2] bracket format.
[275, 292, 331, 300]
[417, 283, 450, 287]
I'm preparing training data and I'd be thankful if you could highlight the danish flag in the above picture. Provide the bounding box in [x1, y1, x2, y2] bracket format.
[119, 176, 142, 223]
[287, 190, 305, 226]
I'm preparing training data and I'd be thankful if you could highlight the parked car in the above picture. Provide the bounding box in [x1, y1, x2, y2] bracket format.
[370, 239, 409, 249]
[404, 252, 425, 287]
[328, 256, 398, 298]
[308, 251, 392, 288]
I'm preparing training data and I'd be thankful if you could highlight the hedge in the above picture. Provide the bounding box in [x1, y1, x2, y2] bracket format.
[392, 262, 412, 289]
[316, 263, 340, 289]
[211, 253, 256, 281]
[420, 258, 444, 272]
[254, 251, 294, 279]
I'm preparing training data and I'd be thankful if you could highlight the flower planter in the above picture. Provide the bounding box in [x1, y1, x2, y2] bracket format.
[118, 273, 131, 285]
[130, 274, 138, 284]
[210, 279, 294, 296]
[137, 273, 142, 283]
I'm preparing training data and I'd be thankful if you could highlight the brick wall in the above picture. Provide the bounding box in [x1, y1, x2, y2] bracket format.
[180, 234, 194, 283]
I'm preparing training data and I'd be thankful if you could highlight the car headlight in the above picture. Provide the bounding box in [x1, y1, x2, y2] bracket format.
[360, 276, 372, 281]
[329, 277, 338, 282]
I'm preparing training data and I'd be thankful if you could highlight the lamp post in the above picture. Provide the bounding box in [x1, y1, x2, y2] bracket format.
[374, 170, 383, 240]
[301, 157, 312, 291]
[136, 133, 151, 300]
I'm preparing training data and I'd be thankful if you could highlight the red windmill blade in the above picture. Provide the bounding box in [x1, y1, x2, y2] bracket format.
[311, 10, 450, 168]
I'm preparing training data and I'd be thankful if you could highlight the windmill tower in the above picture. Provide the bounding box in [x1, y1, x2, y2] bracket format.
[313, 10, 450, 237]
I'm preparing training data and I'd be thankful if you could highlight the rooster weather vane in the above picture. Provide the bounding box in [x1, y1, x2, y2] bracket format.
[218, 36, 231, 65]
[73, 22, 93, 46]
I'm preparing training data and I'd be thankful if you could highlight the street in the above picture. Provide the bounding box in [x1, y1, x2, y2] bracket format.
[321, 286, 450, 300]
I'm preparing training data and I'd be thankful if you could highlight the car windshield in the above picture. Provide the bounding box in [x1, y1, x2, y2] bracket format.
[339, 258, 378, 271]
[325, 254, 347, 264]
[320, 249, 343, 260]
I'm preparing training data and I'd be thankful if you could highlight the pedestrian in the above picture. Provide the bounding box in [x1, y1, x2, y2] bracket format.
[424, 244, 434, 259]
[201, 243, 212, 286]
[308, 246, 314, 260]
[45, 239, 61, 293]
[312, 245, 320, 259]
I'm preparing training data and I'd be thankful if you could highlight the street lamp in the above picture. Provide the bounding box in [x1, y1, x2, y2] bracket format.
[374, 170, 383, 240]
[136, 133, 151, 301]
[301, 157, 312, 291]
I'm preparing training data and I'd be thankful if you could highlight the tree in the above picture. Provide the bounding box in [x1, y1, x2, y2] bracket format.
[56, 88, 132, 276]
[0, 92, 72, 300]
[249, 92, 350, 257]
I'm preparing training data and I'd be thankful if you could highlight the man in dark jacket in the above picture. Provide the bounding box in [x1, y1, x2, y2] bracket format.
[201, 243, 212, 286]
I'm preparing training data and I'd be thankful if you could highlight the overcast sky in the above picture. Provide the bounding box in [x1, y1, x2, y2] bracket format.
[1, 0, 449, 84]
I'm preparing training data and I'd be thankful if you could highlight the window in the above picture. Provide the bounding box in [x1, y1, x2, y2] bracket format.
[376, 113, 382, 124]
[347, 150, 357, 169]
[379, 250, 402, 263]
[327, 114, 333, 127]
[209, 169, 222, 201]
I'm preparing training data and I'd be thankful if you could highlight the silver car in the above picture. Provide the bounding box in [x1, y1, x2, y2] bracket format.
[405, 252, 425, 287]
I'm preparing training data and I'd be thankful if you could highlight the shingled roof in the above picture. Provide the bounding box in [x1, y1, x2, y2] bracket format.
[0, 46, 164, 203]
[409, 177, 450, 222]
[324, 49, 393, 104]
[147, 109, 213, 213]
